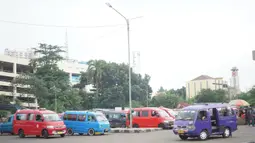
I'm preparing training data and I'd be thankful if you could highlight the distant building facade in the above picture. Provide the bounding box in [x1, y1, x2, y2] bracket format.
[0, 48, 89, 108]
[186, 75, 227, 99]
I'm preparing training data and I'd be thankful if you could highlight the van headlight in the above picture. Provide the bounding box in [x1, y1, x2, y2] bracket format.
[164, 120, 169, 123]
[187, 125, 195, 130]
[46, 126, 54, 129]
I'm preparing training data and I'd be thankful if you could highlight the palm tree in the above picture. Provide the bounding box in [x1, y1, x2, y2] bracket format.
[86, 60, 106, 105]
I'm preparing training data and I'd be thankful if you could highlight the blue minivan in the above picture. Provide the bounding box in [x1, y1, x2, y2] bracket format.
[0, 115, 14, 135]
[63, 111, 110, 136]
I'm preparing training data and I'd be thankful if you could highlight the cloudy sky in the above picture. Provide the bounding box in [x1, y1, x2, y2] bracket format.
[0, 0, 255, 92]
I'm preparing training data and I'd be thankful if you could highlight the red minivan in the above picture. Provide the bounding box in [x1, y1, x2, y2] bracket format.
[159, 106, 177, 119]
[126, 107, 174, 129]
[13, 108, 66, 138]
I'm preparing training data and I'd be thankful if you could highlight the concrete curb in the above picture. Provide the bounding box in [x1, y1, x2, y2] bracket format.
[110, 128, 163, 133]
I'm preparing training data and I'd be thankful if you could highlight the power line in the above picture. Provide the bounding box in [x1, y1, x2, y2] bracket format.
[0, 19, 125, 29]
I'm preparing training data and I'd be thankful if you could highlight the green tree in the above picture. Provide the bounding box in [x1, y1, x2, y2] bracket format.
[13, 43, 81, 112]
[150, 92, 180, 108]
[77, 61, 152, 109]
[238, 87, 255, 106]
[195, 89, 228, 103]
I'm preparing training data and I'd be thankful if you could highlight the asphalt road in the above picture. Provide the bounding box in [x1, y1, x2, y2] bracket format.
[1, 126, 254, 143]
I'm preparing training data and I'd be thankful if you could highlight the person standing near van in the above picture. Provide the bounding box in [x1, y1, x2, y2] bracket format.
[248, 108, 254, 127]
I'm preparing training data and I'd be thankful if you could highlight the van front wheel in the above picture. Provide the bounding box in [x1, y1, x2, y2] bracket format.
[18, 129, 25, 138]
[222, 128, 231, 138]
[198, 130, 208, 140]
[88, 129, 95, 136]
[179, 135, 188, 140]
[42, 130, 49, 139]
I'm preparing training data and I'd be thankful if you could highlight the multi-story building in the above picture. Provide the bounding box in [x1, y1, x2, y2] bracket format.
[0, 54, 88, 108]
[186, 75, 227, 99]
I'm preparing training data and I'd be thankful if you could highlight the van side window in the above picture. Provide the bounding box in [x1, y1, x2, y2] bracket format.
[27, 113, 34, 121]
[132, 111, 140, 117]
[226, 107, 234, 116]
[197, 111, 207, 120]
[16, 114, 26, 120]
[78, 115, 86, 121]
[88, 115, 96, 122]
[7, 117, 11, 122]
[151, 111, 158, 117]
[67, 114, 77, 121]
[141, 111, 149, 117]
[36, 114, 43, 122]
[217, 108, 224, 116]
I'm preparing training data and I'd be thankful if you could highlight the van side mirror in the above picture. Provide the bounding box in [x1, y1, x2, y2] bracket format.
[41, 119, 44, 122]
[156, 114, 160, 117]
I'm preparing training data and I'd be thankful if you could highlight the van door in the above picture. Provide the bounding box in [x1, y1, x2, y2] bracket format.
[27, 113, 36, 135]
[87, 115, 98, 133]
[140, 110, 150, 127]
[195, 110, 211, 134]
[76, 114, 86, 133]
[35, 114, 44, 135]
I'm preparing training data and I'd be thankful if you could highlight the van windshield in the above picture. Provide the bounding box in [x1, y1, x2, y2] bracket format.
[176, 110, 196, 121]
[43, 113, 61, 121]
[96, 115, 108, 122]
[167, 110, 177, 116]
[159, 110, 170, 117]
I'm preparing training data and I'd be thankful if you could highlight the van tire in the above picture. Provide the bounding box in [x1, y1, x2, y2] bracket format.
[222, 127, 231, 138]
[88, 129, 95, 136]
[133, 124, 139, 128]
[18, 129, 25, 138]
[42, 129, 49, 139]
[67, 128, 74, 136]
[158, 123, 165, 129]
[198, 130, 208, 140]
[179, 135, 188, 140]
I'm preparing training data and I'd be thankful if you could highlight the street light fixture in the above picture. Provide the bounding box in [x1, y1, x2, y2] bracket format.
[106, 3, 133, 128]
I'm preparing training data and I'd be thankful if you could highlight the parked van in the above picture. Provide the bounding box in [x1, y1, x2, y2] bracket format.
[173, 103, 237, 140]
[126, 107, 174, 129]
[63, 111, 110, 136]
[0, 115, 14, 135]
[102, 111, 126, 128]
[159, 106, 177, 119]
[13, 108, 66, 138]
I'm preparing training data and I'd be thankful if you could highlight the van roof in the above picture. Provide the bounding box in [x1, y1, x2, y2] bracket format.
[133, 107, 163, 111]
[16, 109, 56, 114]
[64, 111, 99, 115]
[183, 103, 230, 110]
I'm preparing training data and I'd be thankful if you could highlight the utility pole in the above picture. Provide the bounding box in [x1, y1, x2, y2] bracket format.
[106, 3, 132, 128]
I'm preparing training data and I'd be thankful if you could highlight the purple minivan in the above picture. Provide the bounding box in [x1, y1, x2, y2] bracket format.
[173, 103, 237, 140]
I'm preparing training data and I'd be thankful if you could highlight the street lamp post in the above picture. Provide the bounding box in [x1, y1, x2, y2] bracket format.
[106, 3, 132, 128]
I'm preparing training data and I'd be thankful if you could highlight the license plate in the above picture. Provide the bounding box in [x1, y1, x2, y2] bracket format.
[57, 132, 63, 134]
[178, 130, 184, 134]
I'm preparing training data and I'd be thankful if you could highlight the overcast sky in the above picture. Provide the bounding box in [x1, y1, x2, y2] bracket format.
[0, 0, 255, 92]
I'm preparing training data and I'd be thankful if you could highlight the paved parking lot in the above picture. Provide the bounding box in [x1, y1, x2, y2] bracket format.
[1, 126, 254, 143]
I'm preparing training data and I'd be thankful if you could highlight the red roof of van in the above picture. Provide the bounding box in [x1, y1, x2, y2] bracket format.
[16, 109, 56, 114]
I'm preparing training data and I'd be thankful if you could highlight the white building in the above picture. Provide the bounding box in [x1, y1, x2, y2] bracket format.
[0, 54, 88, 108]
[186, 75, 228, 99]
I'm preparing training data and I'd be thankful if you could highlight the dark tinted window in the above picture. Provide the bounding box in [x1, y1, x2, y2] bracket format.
[78, 115, 86, 121]
[35, 114, 43, 122]
[27, 113, 34, 120]
[141, 111, 149, 117]
[7, 117, 11, 122]
[87, 115, 96, 122]
[63, 114, 77, 121]
[16, 114, 26, 120]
